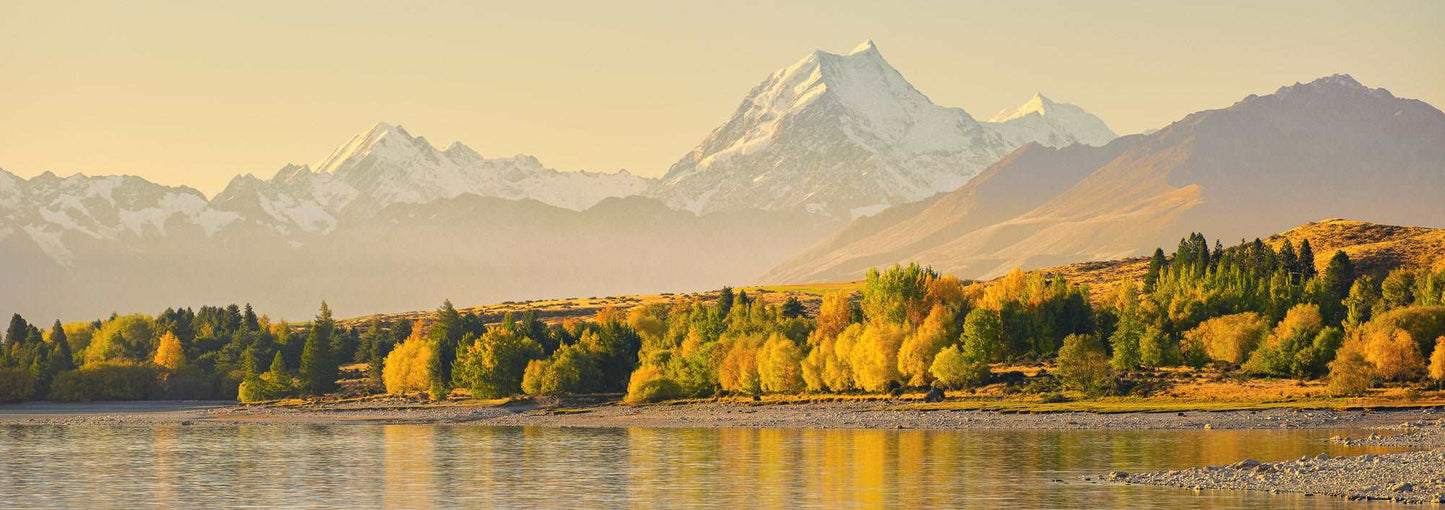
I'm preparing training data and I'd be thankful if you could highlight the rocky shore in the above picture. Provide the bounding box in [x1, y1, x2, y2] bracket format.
[1113, 418, 1445, 504]
[1, 398, 1441, 431]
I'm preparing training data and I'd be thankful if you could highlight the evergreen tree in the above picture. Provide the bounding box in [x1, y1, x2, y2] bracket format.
[5, 314, 29, 345]
[242, 304, 260, 332]
[781, 297, 805, 318]
[1144, 248, 1167, 291]
[1318, 251, 1356, 325]
[48, 320, 73, 372]
[298, 302, 338, 395]
[1278, 239, 1299, 280]
[716, 287, 735, 317]
[1297, 239, 1317, 280]
[268, 351, 288, 375]
[428, 300, 463, 399]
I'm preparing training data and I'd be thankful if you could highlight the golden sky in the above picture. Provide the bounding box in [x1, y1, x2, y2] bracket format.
[2, 0, 1441, 195]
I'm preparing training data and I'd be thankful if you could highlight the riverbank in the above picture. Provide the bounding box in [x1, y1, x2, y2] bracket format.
[2, 396, 1442, 430]
[1111, 419, 1445, 504]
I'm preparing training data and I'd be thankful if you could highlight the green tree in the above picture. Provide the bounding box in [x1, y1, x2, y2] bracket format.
[428, 299, 463, 398]
[960, 308, 1004, 363]
[1318, 251, 1356, 324]
[48, 320, 73, 372]
[1144, 248, 1167, 291]
[452, 329, 544, 398]
[1056, 334, 1111, 396]
[1297, 239, 1317, 280]
[298, 302, 338, 395]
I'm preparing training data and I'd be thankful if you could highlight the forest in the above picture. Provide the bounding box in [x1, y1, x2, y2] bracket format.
[2, 235, 1444, 404]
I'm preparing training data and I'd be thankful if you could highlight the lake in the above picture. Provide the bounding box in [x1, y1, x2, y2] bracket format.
[0, 424, 1403, 508]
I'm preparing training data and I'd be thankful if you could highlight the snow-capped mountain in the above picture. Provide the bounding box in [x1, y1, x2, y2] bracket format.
[647, 40, 1115, 218]
[0, 170, 239, 264]
[986, 93, 1116, 148]
[212, 123, 653, 234]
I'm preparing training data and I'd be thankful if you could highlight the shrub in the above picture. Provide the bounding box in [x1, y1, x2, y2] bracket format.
[49, 363, 157, 401]
[929, 345, 988, 390]
[1183, 313, 1268, 365]
[1056, 334, 1111, 396]
[1327, 352, 1375, 396]
[382, 336, 434, 395]
[0, 368, 36, 401]
[624, 365, 684, 403]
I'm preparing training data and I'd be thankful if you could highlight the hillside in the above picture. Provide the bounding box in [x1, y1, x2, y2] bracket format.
[766, 74, 1445, 283]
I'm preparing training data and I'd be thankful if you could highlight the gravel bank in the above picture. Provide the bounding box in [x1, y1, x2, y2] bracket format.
[4, 399, 1443, 431]
[1114, 418, 1445, 504]
[1112, 450, 1445, 504]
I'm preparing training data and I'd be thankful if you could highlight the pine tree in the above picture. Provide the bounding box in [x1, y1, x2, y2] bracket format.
[1278, 239, 1299, 280]
[5, 314, 29, 345]
[1318, 251, 1356, 325]
[716, 287, 735, 317]
[1297, 239, 1317, 280]
[428, 300, 463, 399]
[243, 304, 260, 332]
[1144, 248, 1167, 291]
[268, 351, 288, 376]
[298, 302, 338, 395]
[48, 321, 73, 372]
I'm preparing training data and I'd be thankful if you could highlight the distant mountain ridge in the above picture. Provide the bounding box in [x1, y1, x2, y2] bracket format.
[765, 74, 1445, 283]
[646, 40, 1116, 218]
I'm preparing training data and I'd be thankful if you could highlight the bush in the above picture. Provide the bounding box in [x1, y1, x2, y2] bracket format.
[382, 336, 434, 395]
[929, 345, 988, 390]
[1056, 334, 1112, 396]
[624, 365, 684, 403]
[0, 368, 36, 401]
[49, 363, 157, 401]
[1327, 352, 1375, 396]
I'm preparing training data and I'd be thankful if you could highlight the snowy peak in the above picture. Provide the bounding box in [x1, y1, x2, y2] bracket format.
[985, 93, 1116, 148]
[648, 40, 1116, 217]
[990, 93, 1057, 122]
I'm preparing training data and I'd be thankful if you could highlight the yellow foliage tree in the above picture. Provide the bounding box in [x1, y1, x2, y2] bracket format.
[848, 322, 908, 392]
[1360, 327, 1423, 381]
[897, 305, 953, 386]
[152, 332, 185, 370]
[1429, 336, 1445, 384]
[718, 336, 762, 394]
[382, 333, 434, 395]
[812, 292, 855, 344]
[756, 334, 804, 394]
[1182, 312, 1268, 364]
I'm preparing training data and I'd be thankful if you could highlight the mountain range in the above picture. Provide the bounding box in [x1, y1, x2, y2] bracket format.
[3, 40, 1442, 322]
[765, 74, 1445, 283]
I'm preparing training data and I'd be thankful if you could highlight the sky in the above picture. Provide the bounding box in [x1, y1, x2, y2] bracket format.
[2, 0, 1441, 196]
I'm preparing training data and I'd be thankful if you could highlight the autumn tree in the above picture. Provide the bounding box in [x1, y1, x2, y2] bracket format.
[928, 345, 988, 390]
[897, 305, 954, 387]
[756, 334, 804, 394]
[383, 329, 434, 395]
[152, 332, 185, 370]
[1429, 337, 1445, 387]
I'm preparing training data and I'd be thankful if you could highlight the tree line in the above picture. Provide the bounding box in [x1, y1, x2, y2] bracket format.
[2, 234, 1443, 403]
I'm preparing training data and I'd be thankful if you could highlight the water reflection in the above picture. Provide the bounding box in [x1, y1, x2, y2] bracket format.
[0, 423, 1405, 509]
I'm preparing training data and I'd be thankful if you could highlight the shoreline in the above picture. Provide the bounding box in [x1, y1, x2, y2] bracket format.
[1, 397, 1440, 430]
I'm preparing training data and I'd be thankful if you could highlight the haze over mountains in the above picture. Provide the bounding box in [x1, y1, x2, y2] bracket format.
[766, 74, 1445, 283]
[2, 40, 1442, 322]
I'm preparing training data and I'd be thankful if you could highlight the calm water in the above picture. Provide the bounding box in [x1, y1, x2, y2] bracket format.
[0, 424, 1406, 509]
